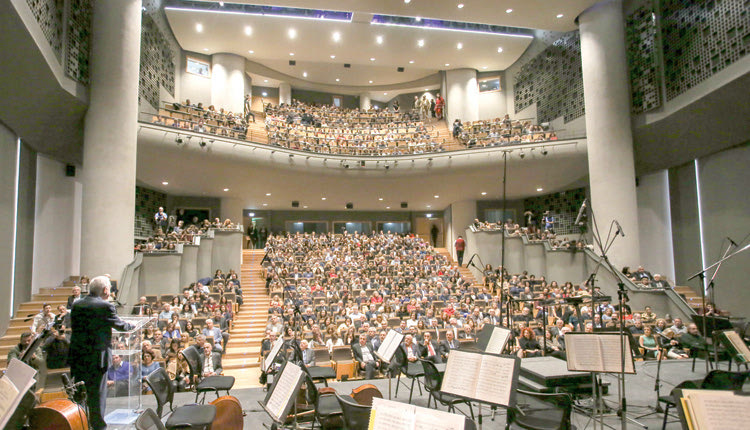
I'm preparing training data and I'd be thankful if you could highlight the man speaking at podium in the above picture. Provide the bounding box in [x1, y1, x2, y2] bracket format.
[69, 276, 134, 430]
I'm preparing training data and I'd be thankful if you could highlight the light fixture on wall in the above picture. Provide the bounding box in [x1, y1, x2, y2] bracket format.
[541, 147, 548, 156]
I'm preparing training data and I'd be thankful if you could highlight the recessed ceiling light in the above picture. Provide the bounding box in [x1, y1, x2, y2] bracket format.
[482, 66, 488, 69]
[264, 79, 268, 83]
[370, 57, 376, 61]
[556, 14, 564, 18]
[386, 206, 391, 209]
[203, 48, 209, 51]
[303, 71, 308, 77]
[457, 3, 464, 9]
[162, 181, 169, 185]
[332, 31, 341, 42]
[481, 192, 487, 195]
[537, 187, 544, 192]
[378, 197, 384, 201]
[434, 195, 439, 198]
[456, 42, 463, 49]
[409, 60, 415, 64]
[266, 193, 272, 196]
[376, 35, 384, 44]
[445, 63, 450, 67]
[383, 92, 388, 95]
[330, 55, 336, 59]
[506, 8, 513, 13]
[244, 26, 252, 36]
[303, 206, 308, 208]
[321, 197, 327, 200]
[195, 23, 203, 32]
[248, 50, 254, 54]
[223, 188, 229, 192]
[262, 92, 267, 96]
[417, 39, 425, 47]
[335, 78, 340, 82]
[289, 52, 294, 56]
[424, 88, 429, 91]
[426, 205, 431, 208]
[497, 47, 504, 53]
[288, 28, 297, 39]
[263, 203, 268, 206]
[218, 1, 224, 6]
[415, 16, 421, 22]
[369, 80, 373, 83]
[404, 0, 411, 3]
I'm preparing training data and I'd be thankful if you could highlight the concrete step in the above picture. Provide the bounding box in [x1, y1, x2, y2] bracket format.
[222, 357, 261, 370]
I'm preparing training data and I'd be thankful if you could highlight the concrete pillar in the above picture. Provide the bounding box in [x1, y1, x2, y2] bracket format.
[279, 82, 292, 105]
[637, 170, 676, 282]
[579, 0, 640, 268]
[80, 0, 141, 278]
[445, 69, 479, 128]
[211, 53, 245, 114]
[360, 93, 371, 110]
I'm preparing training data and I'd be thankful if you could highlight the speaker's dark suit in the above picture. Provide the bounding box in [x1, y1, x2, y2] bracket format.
[69, 295, 133, 430]
[351, 342, 379, 379]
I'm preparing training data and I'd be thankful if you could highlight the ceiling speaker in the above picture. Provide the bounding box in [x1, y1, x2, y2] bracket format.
[397, 67, 405, 72]
[400, 202, 408, 208]
[292, 201, 299, 208]
[346, 202, 353, 209]
[344, 63, 351, 68]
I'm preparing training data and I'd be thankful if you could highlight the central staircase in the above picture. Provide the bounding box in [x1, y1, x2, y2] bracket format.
[222, 249, 269, 388]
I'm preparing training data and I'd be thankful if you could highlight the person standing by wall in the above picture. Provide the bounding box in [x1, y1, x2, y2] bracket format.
[454, 235, 466, 267]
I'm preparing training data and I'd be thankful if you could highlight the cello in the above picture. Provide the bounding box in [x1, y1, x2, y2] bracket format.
[209, 395, 244, 429]
[350, 383, 382, 406]
[28, 399, 88, 430]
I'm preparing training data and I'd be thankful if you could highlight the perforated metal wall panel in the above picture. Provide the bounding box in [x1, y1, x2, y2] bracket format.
[523, 188, 587, 235]
[140, 14, 176, 109]
[660, 0, 750, 101]
[25, 0, 65, 62]
[513, 32, 585, 124]
[64, 0, 91, 85]
[626, 4, 662, 113]
[135, 185, 167, 239]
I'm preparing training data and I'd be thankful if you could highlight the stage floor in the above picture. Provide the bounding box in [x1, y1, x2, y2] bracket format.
[105, 359, 736, 429]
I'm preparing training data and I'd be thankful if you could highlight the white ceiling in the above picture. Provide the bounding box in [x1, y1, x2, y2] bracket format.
[221, 0, 597, 32]
[166, 6, 535, 87]
[136, 125, 589, 211]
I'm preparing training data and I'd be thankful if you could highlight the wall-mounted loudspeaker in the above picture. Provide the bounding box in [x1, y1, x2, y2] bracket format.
[397, 67, 405, 72]
[65, 164, 76, 177]
[346, 203, 353, 209]
[289, 60, 296, 66]
[292, 201, 299, 208]
[400, 202, 408, 208]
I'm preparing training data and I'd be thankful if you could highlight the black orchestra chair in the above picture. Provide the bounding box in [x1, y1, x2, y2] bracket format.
[291, 340, 336, 386]
[393, 347, 424, 404]
[144, 368, 177, 417]
[660, 369, 749, 430]
[336, 393, 373, 430]
[181, 345, 235, 403]
[301, 373, 343, 430]
[144, 368, 217, 429]
[420, 359, 474, 419]
[505, 389, 575, 430]
[135, 408, 167, 430]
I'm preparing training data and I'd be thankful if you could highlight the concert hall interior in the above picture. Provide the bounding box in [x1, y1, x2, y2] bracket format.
[0, 0, 749, 429]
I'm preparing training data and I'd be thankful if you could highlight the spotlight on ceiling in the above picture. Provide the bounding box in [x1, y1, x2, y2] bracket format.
[175, 135, 183, 144]
[519, 150, 525, 159]
[541, 147, 548, 156]
[199, 140, 207, 148]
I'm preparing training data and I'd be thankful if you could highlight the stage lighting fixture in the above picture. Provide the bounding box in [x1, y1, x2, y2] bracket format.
[199, 140, 207, 148]
[175, 135, 183, 144]
[519, 150, 525, 159]
[541, 147, 548, 156]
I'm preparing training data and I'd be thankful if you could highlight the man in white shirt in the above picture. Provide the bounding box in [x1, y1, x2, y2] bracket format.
[299, 340, 315, 366]
[352, 334, 379, 379]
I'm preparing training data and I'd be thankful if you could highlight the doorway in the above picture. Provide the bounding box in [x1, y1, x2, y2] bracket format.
[415, 216, 443, 248]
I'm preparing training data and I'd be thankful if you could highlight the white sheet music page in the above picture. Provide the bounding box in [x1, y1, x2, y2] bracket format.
[565, 334, 604, 372]
[682, 389, 750, 430]
[441, 350, 480, 399]
[0, 377, 19, 423]
[263, 337, 285, 372]
[414, 407, 466, 430]
[370, 397, 417, 430]
[474, 354, 515, 406]
[598, 335, 635, 373]
[485, 326, 511, 354]
[377, 330, 404, 362]
[265, 362, 302, 421]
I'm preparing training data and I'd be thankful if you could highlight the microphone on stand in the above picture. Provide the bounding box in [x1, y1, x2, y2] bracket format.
[574, 198, 587, 225]
[615, 221, 625, 237]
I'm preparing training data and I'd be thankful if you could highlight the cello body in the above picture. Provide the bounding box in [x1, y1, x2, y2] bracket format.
[350, 383, 382, 406]
[209, 395, 243, 430]
[29, 399, 88, 430]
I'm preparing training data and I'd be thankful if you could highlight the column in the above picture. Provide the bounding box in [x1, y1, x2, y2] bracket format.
[80, 0, 142, 278]
[279, 82, 292, 105]
[445, 69, 479, 128]
[211, 53, 245, 113]
[579, 0, 640, 267]
[636, 170, 675, 282]
[360, 92, 371, 110]
[220, 197, 245, 224]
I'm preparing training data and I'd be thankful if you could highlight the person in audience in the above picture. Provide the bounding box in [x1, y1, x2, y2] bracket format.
[154, 207, 168, 233]
[651, 274, 669, 289]
[454, 235, 466, 267]
[8, 332, 43, 369]
[132, 296, 151, 315]
[141, 350, 160, 381]
[669, 318, 687, 336]
[299, 340, 315, 366]
[439, 330, 460, 361]
[352, 334, 380, 379]
[106, 354, 133, 397]
[67, 286, 83, 309]
[641, 306, 657, 323]
[401, 334, 420, 363]
[629, 319, 645, 335]
[517, 327, 542, 358]
[639, 326, 659, 359]
[199, 343, 222, 379]
[159, 304, 174, 320]
[420, 331, 441, 363]
[202, 319, 226, 353]
[31, 303, 56, 334]
[660, 329, 690, 359]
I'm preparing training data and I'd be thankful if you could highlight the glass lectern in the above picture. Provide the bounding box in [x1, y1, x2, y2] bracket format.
[104, 316, 157, 427]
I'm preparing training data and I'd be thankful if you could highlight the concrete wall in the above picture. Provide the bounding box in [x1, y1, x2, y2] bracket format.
[477, 71, 507, 120]
[196, 237, 214, 279]
[179, 51, 212, 105]
[445, 69, 479, 126]
[14, 142, 35, 314]
[179, 244, 198, 288]
[32, 155, 83, 292]
[138, 253, 182, 296]
[210, 53, 245, 114]
[0, 126, 17, 331]
[449, 200, 477, 262]
[212, 231, 243, 273]
[637, 170, 676, 282]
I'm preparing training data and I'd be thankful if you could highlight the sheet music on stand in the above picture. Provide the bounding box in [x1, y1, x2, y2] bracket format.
[440, 350, 521, 407]
[565, 333, 636, 374]
[0, 359, 37, 428]
[260, 361, 305, 424]
[718, 330, 750, 363]
[262, 337, 285, 373]
[374, 329, 404, 363]
[369, 397, 466, 430]
[675, 388, 750, 430]
[476, 325, 512, 354]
